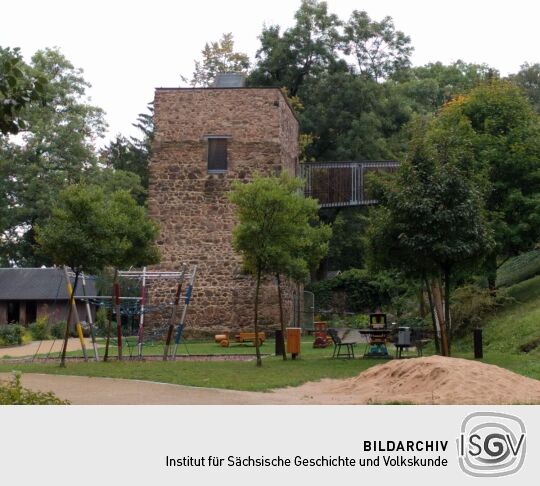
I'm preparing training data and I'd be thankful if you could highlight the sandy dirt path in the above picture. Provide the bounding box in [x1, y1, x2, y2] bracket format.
[0, 338, 97, 358]
[0, 373, 297, 405]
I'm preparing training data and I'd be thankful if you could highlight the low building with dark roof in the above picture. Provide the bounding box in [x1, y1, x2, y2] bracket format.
[0, 268, 96, 326]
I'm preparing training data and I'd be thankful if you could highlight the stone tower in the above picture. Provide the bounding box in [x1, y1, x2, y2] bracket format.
[148, 86, 299, 335]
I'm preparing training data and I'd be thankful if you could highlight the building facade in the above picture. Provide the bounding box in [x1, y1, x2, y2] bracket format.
[148, 86, 299, 335]
[0, 268, 95, 326]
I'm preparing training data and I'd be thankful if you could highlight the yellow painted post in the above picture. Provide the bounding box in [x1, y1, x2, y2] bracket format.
[63, 267, 88, 361]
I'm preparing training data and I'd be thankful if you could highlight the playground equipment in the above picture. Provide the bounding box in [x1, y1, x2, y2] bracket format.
[214, 331, 265, 347]
[32, 265, 197, 362]
[313, 321, 330, 348]
[361, 311, 391, 358]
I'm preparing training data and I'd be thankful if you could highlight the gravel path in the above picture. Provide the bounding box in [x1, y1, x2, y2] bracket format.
[0, 338, 97, 358]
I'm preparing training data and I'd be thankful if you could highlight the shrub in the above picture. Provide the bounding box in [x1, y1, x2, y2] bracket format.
[451, 285, 512, 335]
[95, 307, 108, 337]
[29, 316, 51, 341]
[327, 313, 369, 328]
[0, 372, 70, 405]
[50, 321, 67, 339]
[0, 324, 25, 346]
[308, 269, 412, 315]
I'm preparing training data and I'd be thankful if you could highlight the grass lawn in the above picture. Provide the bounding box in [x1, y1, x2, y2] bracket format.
[2, 336, 539, 391]
[0, 339, 382, 391]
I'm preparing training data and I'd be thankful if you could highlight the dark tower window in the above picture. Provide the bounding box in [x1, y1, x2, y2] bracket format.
[207, 138, 228, 173]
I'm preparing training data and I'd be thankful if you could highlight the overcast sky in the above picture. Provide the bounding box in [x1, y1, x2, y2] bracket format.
[2, 0, 539, 142]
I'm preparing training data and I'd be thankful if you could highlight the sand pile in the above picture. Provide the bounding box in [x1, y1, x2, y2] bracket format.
[286, 356, 540, 404]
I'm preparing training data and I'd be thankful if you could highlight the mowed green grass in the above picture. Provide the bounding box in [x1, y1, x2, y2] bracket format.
[0, 339, 382, 391]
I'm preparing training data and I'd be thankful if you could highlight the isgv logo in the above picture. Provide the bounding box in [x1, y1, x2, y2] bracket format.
[457, 412, 526, 477]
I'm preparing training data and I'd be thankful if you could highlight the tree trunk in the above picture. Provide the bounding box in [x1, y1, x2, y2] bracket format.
[60, 271, 79, 368]
[103, 269, 117, 362]
[276, 273, 287, 360]
[432, 277, 449, 356]
[419, 288, 426, 318]
[296, 283, 301, 327]
[443, 266, 452, 357]
[254, 268, 262, 367]
[423, 276, 440, 354]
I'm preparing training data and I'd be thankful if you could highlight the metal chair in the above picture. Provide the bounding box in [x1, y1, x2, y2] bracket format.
[328, 328, 355, 359]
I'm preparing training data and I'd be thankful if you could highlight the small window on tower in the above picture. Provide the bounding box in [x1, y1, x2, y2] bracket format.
[207, 138, 228, 172]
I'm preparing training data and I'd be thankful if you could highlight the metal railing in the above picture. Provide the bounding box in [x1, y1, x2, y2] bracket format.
[300, 160, 399, 208]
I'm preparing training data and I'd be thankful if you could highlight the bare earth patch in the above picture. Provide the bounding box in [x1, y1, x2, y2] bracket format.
[2, 356, 540, 405]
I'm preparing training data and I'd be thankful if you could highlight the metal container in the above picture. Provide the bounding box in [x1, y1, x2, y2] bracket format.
[398, 327, 411, 346]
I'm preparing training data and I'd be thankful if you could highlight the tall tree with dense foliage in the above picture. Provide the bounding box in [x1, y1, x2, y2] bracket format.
[397, 60, 498, 113]
[190, 33, 250, 87]
[229, 174, 330, 365]
[0, 48, 106, 266]
[510, 62, 540, 114]
[249, 0, 344, 96]
[0, 47, 47, 135]
[434, 80, 540, 289]
[367, 119, 493, 355]
[343, 10, 412, 81]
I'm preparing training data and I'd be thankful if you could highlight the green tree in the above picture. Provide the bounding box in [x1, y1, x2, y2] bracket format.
[0, 48, 106, 266]
[367, 119, 493, 355]
[509, 62, 540, 114]
[343, 10, 413, 81]
[434, 80, 540, 289]
[248, 0, 344, 96]
[190, 33, 250, 87]
[229, 174, 330, 365]
[35, 184, 159, 366]
[0, 46, 47, 135]
[397, 60, 498, 113]
[100, 103, 154, 203]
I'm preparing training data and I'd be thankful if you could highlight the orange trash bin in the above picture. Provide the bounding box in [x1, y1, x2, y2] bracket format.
[287, 327, 302, 359]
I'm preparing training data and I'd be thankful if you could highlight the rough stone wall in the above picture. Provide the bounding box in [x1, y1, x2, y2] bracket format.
[148, 88, 299, 335]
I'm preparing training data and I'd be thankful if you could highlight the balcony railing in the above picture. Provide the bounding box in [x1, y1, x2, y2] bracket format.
[300, 161, 399, 208]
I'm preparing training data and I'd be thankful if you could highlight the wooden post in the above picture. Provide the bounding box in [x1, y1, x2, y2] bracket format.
[82, 273, 99, 361]
[474, 328, 483, 359]
[63, 267, 87, 362]
[163, 265, 187, 360]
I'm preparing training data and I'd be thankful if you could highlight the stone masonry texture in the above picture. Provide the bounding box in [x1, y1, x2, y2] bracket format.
[148, 88, 299, 336]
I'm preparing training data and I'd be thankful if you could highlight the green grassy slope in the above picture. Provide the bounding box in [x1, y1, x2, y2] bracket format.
[452, 275, 540, 380]
[496, 250, 540, 287]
